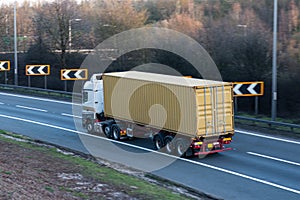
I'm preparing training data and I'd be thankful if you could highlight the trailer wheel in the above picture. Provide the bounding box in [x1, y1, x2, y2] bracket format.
[153, 134, 164, 150]
[112, 124, 120, 140]
[175, 138, 188, 157]
[86, 120, 94, 134]
[164, 136, 175, 154]
[103, 125, 112, 138]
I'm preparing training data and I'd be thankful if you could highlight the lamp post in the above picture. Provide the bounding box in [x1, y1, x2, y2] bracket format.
[14, 1, 18, 85]
[68, 18, 82, 51]
[237, 24, 247, 36]
[271, 0, 278, 121]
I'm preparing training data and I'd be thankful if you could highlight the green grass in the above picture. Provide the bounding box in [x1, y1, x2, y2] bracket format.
[235, 112, 300, 133]
[236, 112, 300, 124]
[0, 131, 194, 200]
[48, 149, 188, 199]
[45, 186, 54, 193]
[0, 170, 12, 175]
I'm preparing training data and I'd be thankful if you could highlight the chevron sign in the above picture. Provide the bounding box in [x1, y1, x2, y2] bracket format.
[26, 65, 50, 76]
[233, 82, 264, 97]
[61, 69, 88, 80]
[0, 61, 10, 71]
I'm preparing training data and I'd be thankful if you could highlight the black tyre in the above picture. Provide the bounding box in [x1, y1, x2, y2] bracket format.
[103, 125, 112, 138]
[153, 134, 164, 150]
[164, 136, 175, 154]
[175, 138, 188, 157]
[86, 120, 94, 134]
[112, 124, 121, 140]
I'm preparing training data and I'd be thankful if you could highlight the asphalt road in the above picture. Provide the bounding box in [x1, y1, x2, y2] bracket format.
[0, 91, 300, 200]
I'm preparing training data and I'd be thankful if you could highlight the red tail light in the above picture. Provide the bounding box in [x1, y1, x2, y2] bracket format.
[222, 138, 232, 144]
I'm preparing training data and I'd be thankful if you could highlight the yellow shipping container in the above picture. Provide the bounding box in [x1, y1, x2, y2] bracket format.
[102, 71, 234, 138]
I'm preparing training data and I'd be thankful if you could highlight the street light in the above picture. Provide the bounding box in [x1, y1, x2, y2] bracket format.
[271, 0, 278, 121]
[237, 24, 247, 36]
[69, 18, 82, 51]
[14, 1, 18, 85]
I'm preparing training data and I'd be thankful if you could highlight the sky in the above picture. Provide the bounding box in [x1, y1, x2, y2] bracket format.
[0, 0, 82, 6]
[1, 0, 49, 5]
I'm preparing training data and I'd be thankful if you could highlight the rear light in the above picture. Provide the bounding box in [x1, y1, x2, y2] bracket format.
[222, 138, 232, 144]
[120, 130, 127, 136]
[193, 141, 203, 149]
[95, 119, 101, 123]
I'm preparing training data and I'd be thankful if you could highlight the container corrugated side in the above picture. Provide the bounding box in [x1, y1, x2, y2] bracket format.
[103, 72, 233, 138]
[102, 74, 198, 137]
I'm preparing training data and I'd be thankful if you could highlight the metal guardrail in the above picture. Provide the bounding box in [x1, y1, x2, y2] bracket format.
[1, 84, 299, 132]
[235, 116, 300, 132]
[0, 84, 81, 100]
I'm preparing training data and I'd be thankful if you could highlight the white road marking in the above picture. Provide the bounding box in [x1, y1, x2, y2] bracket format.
[0, 102, 4, 105]
[61, 113, 82, 119]
[0, 113, 300, 195]
[16, 105, 48, 113]
[0, 114, 79, 134]
[236, 129, 300, 145]
[247, 152, 300, 167]
[0, 92, 78, 105]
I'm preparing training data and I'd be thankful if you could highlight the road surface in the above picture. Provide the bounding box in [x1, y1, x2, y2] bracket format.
[0, 92, 299, 200]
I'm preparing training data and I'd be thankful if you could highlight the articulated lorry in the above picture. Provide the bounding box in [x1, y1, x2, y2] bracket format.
[82, 71, 234, 157]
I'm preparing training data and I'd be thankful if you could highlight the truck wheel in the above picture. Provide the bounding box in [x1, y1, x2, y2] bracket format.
[112, 124, 120, 140]
[175, 139, 188, 157]
[164, 136, 175, 154]
[86, 120, 94, 134]
[153, 134, 164, 150]
[103, 125, 112, 138]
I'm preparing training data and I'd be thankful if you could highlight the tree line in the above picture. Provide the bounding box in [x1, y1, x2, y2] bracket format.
[0, 0, 300, 119]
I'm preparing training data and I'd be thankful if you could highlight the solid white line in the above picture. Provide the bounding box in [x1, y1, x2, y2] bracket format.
[183, 158, 300, 195]
[0, 102, 4, 105]
[61, 113, 82, 119]
[0, 113, 300, 195]
[0, 114, 80, 134]
[16, 105, 48, 113]
[247, 152, 300, 167]
[0, 92, 76, 105]
[236, 129, 300, 145]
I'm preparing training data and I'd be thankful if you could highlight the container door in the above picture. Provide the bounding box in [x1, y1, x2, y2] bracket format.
[196, 85, 233, 137]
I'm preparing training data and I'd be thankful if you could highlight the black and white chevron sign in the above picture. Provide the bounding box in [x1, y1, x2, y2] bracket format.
[233, 82, 264, 97]
[61, 69, 88, 80]
[26, 65, 50, 75]
[0, 61, 10, 71]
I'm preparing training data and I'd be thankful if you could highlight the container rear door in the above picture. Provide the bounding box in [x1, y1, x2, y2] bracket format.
[196, 85, 233, 137]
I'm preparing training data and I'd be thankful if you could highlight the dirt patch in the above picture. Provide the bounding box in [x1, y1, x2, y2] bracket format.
[0, 134, 210, 200]
[0, 139, 127, 199]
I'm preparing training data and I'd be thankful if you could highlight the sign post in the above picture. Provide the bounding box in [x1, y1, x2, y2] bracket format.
[0, 61, 10, 84]
[0, 61, 10, 71]
[233, 81, 264, 114]
[26, 65, 50, 88]
[61, 69, 88, 91]
[61, 69, 88, 80]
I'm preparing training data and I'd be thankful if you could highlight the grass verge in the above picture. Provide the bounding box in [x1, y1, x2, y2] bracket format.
[0, 130, 200, 200]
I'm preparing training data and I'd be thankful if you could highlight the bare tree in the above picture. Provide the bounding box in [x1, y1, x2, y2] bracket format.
[93, 0, 148, 43]
[33, 0, 78, 69]
[158, 13, 202, 39]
